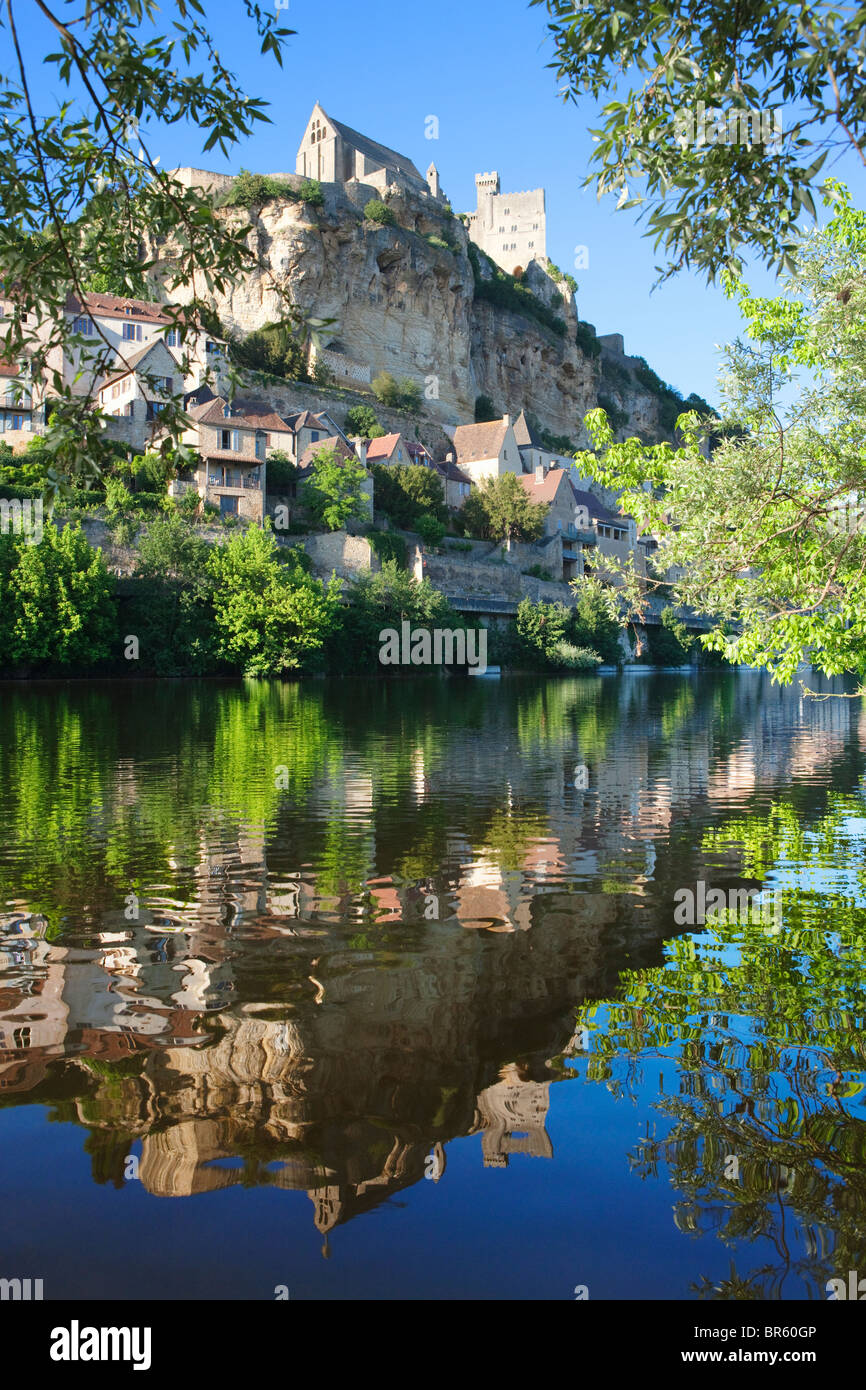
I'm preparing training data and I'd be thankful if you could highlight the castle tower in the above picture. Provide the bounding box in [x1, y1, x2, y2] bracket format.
[468, 171, 546, 276]
[426, 162, 441, 199]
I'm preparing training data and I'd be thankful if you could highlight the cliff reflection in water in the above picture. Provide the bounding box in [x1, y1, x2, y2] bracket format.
[0, 673, 864, 1292]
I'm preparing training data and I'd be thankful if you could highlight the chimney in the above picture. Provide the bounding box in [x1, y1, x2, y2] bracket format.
[446, 450, 454, 464]
[535, 461, 545, 484]
[503, 414, 511, 427]
[353, 437, 368, 467]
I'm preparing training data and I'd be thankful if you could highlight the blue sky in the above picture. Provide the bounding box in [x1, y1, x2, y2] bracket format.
[9, 0, 866, 406]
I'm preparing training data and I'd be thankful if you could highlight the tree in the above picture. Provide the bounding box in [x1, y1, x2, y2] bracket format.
[0, 0, 296, 495]
[265, 449, 297, 493]
[344, 405, 385, 439]
[371, 372, 421, 412]
[232, 319, 309, 382]
[532, 0, 866, 281]
[370, 463, 447, 529]
[128, 513, 215, 674]
[303, 447, 370, 531]
[460, 473, 546, 544]
[570, 574, 625, 664]
[572, 183, 866, 688]
[0, 521, 116, 669]
[474, 394, 498, 423]
[208, 524, 341, 676]
[416, 513, 446, 548]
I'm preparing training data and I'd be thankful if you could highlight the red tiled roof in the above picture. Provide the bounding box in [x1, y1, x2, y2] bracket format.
[296, 435, 357, 473]
[517, 469, 571, 505]
[68, 291, 174, 325]
[364, 432, 403, 460]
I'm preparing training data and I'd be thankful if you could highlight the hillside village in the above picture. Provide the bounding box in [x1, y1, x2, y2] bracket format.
[0, 104, 713, 661]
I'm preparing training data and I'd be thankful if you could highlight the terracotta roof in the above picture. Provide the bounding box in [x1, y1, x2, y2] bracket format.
[296, 435, 356, 473]
[320, 108, 425, 185]
[186, 396, 292, 431]
[68, 291, 173, 325]
[0, 360, 23, 377]
[452, 418, 510, 464]
[364, 432, 403, 461]
[517, 469, 572, 505]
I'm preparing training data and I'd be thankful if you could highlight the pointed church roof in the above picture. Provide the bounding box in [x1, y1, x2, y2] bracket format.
[319, 106, 425, 186]
[513, 409, 541, 448]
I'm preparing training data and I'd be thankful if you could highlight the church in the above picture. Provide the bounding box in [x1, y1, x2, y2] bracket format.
[295, 102, 442, 201]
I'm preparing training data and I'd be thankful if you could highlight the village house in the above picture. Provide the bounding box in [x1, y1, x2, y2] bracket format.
[449, 415, 524, 485]
[0, 359, 36, 445]
[98, 339, 186, 451]
[182, 396, 294, 521]
[363, 432, 411, 467]
[41, 291, 226, 405]
[406, 440, 434, 467]
[282, 409, 350, 464]
[434, 455, 473, 510]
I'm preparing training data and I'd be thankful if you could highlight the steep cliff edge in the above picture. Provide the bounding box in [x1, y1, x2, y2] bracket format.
[149, 173, 702, 446]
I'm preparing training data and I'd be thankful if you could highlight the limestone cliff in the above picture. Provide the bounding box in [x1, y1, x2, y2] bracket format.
[150, 172, 689, 447]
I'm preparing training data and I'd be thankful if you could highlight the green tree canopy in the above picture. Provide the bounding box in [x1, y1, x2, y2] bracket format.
[460, 472, 546, 544]
[303, 447, 370, 531]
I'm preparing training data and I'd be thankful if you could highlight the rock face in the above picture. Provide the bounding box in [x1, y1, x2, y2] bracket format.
[150, 174, 675, 445]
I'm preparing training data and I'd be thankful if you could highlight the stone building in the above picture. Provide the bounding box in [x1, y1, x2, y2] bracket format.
[468, 172, 546, 275]
[449, 414, 523, 485]
[182, 396, 291, 521]
[296, 103, 441, 201]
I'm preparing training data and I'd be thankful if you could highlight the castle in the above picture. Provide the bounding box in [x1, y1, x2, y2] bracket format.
[468, 172, 547, 276]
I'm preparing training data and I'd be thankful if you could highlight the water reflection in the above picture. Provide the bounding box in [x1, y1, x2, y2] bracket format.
[0, 673, 864, 1296]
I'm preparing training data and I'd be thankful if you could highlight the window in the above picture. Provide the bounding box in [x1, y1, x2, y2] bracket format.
[310, 430, 320, 442]
[165, 328, 180, 347]
[124, 402, 134, 417]
[72, 315, 94, 334]
[219, 429, 240, 452]
[11, 413, 25, 430]
[255, 431, 266, 461]
[111, 383, 121, 399]
[528, 242, 534, 249]
[122, 322, 143, 341]
[153, 375, 172, 394]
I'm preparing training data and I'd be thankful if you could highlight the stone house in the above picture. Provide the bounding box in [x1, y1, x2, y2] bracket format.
[434, 456, 473, 510]
[450, 415, 523, 485]
[282, 409, 349, 464]
[0, 359, 37, 446]
[41, 291, 226, 405]
[98, 339, 186, 451]
[517, 466, 595, 581]
[183, 396, 294, 521]
[363, 432, 410, 467]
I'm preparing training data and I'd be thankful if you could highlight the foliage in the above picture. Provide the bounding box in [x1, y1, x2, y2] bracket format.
[364, 199, 395, 226]
[333, 559, 465, 672]
[474, 394, 499, 423]
[515, 598, 599, 669]
[265, 449, 297, 493]
[645, 606, 694, 665]
[303, 446, 370, 531]
[367, 529, 408, 569]
[232, 319, 309, 382]
[569, 574, 625, 664]
[312, 355, 335, 387]
[370, 463, 447, 529]
[530, 0, 866, 281]
[597, 394, 629, 434]
[126, 514, 215, 674]
[371, 371, 421, 412]
[0, 522, 116, 670]
[547, 260, 578, 295]
[208, 524, 341, 676]
[0, 0, 295, 495]
[297, 179, 324, 206]
[467, 244, 567, 337]
[459, 472, 546, 544]
[416, 512, 446, 548]
[218, 169, 295, 209]
[575, 320, 602, 358]
[572, 185, 866, 686]
[344, 405, 385, 439]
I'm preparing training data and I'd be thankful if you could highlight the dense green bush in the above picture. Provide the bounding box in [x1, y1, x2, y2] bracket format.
[329, 559, 466, 673]
[232, 318, 309, 382]
[645, 606, 694, 665]
[297, 178, 324, 206]
[371, 463, 447, 529]
[0, 522, 117, 672]
[474, 394, 498, 422]
[219, 169, 296, 208]
[344, 405, 385, 438]
[569, 576, 624, 664]
[365, 199, 395, 226]
[371, 371, 421, 412]
[416, 512, 446, 548]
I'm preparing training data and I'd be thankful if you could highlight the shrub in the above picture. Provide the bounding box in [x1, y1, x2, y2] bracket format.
[575, 320, 602, 358]
[312, 355, 335, 387]
[569, 575, 625, 664]
[298, 178, 324, 206]
[646, 606, 694, 665]
[474, 394, 498, 423]
[111, 516, 140, 547]
[365, 199, 395, 226]
[370, 463, 447, 528]
[371, 371, 421, 412]
[344, 405, 384, 438]
[547, 262, 578, 295]
[232, 318, 309, 382]
[522, 563, 553, 580]
[551, 641, 602, 670]
[266, 449, 297, 493]
[416, 513, 446, 548]
[219, 169, 295, 209]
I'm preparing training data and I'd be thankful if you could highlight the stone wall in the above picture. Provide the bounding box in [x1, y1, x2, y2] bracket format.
[291, 529, 379, 581]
